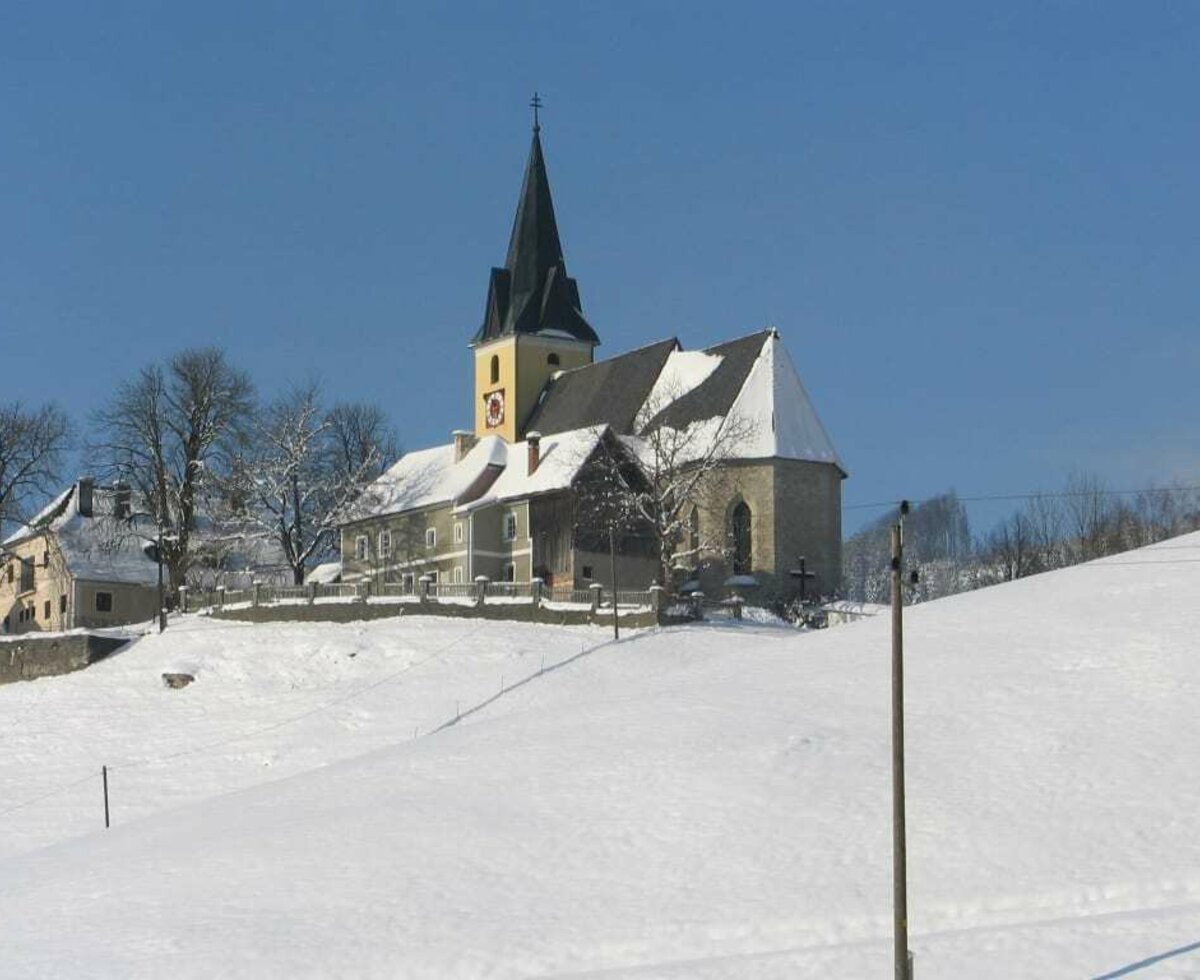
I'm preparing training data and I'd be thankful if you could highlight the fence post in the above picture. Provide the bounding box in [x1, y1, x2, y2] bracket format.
[361, 578, 373, 601]
[729, 594, 744, 620]
[649, 584, 665, 624]
[217, 586, 225, 611]
[690, 590, 705, 621]
[307, 581, 316, 605]
[530, 577, 543, 609]
[589, 582, 603, 614]
[419, 575, 432, 605]
[474, 575, 489, 607]
[178, 585, 189, 614]
[252, 580, 263, 608]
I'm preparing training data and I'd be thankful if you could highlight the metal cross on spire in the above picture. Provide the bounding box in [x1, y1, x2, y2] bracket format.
[530, 91, 543, 133]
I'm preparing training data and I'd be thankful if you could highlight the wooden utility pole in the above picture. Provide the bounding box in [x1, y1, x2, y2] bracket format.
[891, 518, 911, 979]
[102, 765, 110, 829]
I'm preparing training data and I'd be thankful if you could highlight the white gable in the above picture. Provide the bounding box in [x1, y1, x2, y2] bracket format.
[725, 332, 843, 469]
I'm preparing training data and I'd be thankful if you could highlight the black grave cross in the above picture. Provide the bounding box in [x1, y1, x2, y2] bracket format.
[789, 555, 817, 602]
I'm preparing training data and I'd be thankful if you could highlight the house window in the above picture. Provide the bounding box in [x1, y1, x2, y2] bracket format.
[402, 573, 414, 594]
[688, 507, 700, 557]
[43, 600, 50, 620]
[425, 527, 437, 549]
[453, 566, 464, 584]
[378, 530, 392, 559]
[581, 565, 593, 579]
[19, 559, 34, 593]
[454, 522, 464, 544]
[547, 352, 560, 367]
[42, 550, 49, 567]
[60, 594, 67, 614]
[503, 562, 516, 583]
[355, 535, 369, 561]
[490, 355, 500, 385]
[731, 501, 752, 575]
[95, 592, 113, 613]
[5, 563, 11, 583]
[427, 570, 439, 585]
[503, 511, 518, 542]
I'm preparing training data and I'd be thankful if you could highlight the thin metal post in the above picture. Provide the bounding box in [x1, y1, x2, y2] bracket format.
[157, 528, 166, 633]
[102, 764, 110, 828]
[890, 524, 909, 979]
[609, 526, 619, 640]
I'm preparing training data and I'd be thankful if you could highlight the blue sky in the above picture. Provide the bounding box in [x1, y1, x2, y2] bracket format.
[2, 2, 1197, 534]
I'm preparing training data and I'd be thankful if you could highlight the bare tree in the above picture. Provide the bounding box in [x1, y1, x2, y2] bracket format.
[577, 388, 754, 586]
[0, 402, 71, 534]
[91, 348, 254, 591]
[237, 386, 399, 585]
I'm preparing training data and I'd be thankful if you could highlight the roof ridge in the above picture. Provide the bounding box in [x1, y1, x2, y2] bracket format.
[548, 336, 677, 380]
[700, 327, 774, 353]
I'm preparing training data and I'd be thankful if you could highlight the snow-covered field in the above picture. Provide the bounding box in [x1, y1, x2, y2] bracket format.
[3, 534, 1200, 978]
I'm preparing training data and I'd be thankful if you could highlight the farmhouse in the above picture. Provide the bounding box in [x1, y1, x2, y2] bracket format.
[339, 122, 845, 599]
[0, 479, 159, 634]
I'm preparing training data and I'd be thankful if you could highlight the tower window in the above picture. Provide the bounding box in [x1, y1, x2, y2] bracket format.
[490, 355, 500, 385]
[547, 353, 560, 367]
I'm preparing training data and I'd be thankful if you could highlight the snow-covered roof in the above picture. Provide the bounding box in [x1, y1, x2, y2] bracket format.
[456, 426, 606, 512]
[346, 427, 608, 522]
[305, 561, 342, 585]
[720, 331, 843, 470]
[3, 483, 160, 587]
[347, 436, 508, 521]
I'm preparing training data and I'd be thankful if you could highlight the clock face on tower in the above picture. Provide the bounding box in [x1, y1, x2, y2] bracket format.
[484, 388, 506, 428]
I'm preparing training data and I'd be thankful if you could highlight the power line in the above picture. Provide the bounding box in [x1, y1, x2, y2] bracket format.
[846, 484, 1200, 513]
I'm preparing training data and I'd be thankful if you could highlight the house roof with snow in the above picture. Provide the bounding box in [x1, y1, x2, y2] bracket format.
[348, 426, 609, 522]
[2, 481, 160, 586]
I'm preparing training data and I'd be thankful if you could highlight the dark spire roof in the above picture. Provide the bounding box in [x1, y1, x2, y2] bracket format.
[472, 130, 599, 346]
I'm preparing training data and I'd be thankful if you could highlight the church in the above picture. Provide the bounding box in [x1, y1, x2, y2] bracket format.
[338, 118, 845, 600]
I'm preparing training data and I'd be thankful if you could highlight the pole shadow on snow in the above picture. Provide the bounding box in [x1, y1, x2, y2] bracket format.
[430, 631, 642, 735]
[1091, 939, 1200, 979]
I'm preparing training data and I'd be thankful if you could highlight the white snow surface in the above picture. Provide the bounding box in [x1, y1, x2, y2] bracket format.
[3, 534, 1200, 977]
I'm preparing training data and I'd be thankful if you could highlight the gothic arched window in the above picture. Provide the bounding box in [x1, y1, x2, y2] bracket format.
[490, 355, 500, 385]
[731, 501, 752, 575]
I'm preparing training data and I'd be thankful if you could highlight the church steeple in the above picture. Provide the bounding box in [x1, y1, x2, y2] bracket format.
[472, 116, 599, 347]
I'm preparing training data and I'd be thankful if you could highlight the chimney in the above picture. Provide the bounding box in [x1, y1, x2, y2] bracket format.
[526, 431, 542, 476]
[452, 430, 478, 463]
[76, 477, 94, 518]
[114, 482, 132, 520]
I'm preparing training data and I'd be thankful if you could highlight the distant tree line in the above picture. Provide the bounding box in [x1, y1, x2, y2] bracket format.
[842, 475, 1200, 605]
[0, 347, 398, 591]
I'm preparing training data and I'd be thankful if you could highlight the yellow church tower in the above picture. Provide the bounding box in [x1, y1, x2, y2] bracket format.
[470, 105, 599, 443]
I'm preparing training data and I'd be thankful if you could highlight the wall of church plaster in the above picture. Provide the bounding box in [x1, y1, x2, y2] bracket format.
[684, 459, 841, 598]
[467, 501, 531, 583]
[772, 459, 843, 598]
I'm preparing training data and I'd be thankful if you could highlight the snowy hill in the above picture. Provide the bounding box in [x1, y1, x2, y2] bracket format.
[3, 534, 1200, 978]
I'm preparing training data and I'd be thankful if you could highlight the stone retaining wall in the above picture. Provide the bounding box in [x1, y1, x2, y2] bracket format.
[0, 634, 130, 685]
[209, 600, 660, 630]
